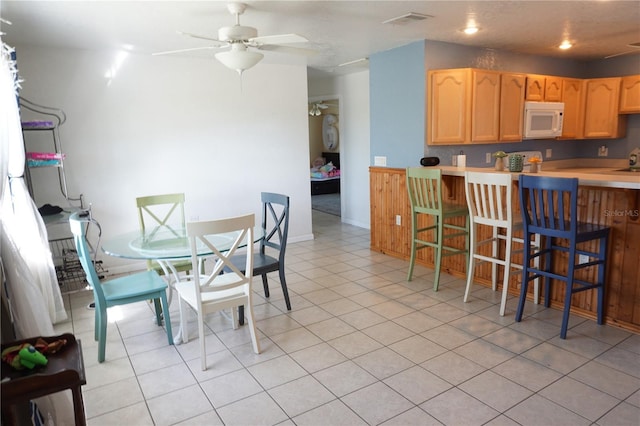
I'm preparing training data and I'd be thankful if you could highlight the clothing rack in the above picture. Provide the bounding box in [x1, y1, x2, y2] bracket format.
[19, 97, 95, 292]
[19, 96, 84, 208]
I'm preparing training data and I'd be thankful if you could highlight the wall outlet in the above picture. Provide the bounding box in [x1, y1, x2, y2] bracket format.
[190, 215, 199, 222]
[374, 156, 387, 166]
[486, 152, 492, 163]
[395, 215, 402, 226]
[598, 146, 608, 157]
[546, 149, 552, 158]
[579, 254, 589, 264]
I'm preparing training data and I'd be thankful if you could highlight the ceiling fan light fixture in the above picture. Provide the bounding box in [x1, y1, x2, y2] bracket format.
[309, 104, 321, 116]
[215, 44, 263, 74]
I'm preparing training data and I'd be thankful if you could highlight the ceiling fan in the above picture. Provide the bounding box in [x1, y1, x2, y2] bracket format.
[604, 42, 640, 59]
[154, 2, 313, 74]
[309, 102, 337, 116]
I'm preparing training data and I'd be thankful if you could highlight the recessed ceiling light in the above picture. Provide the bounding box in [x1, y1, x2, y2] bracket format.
[559, 41, 572, 50]
[463, 26, 479, 35]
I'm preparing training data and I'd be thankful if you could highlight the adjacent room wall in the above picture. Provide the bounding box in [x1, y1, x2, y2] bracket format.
[17, 45, 314, 273]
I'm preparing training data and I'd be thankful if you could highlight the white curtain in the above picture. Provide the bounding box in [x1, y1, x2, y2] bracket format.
[1, 39, 72, 425]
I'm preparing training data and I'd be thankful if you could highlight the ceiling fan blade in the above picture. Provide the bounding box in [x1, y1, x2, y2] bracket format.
[338, 57, 369, 67]
[250, 33, 308, 45]
[177, 30, 227, 45]
[152, 46, 218, 56]
[257, 44, 318, 56]
[604, 50, 640, 59]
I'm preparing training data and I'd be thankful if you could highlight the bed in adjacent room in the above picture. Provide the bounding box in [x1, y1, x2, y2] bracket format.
[310, 152, 340, 195]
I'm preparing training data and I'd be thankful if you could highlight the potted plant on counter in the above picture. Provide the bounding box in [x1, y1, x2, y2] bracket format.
[493, 151, 507, 171]
[528, 156, 542, 173]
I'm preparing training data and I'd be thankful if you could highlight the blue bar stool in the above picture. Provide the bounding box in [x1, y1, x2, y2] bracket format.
[406, 167, 469, 290]
[516, 175, 610, 339]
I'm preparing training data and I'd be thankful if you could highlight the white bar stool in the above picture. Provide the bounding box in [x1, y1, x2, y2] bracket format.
[463, 171, 540, 315]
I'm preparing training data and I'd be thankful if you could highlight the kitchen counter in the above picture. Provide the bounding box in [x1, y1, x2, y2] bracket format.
[438, 166, 640, 190]
[370, 166, 640, 333]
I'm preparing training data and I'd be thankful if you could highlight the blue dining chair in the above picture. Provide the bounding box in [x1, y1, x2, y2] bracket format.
[69, 212, 173, 362]
[227, 192, 291, 324]
[516, 175, 610, 339]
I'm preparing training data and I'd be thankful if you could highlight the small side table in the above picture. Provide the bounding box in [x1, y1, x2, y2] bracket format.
[1, 333, 87, 425]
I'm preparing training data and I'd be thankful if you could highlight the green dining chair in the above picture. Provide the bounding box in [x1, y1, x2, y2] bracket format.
[136, 193, 194, 279]
[69, 212, 173, 363]
[406, 167, 470, 290]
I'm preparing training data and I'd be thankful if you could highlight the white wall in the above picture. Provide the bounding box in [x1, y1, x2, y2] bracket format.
[309, 70, 370, 229]
[16, 45, 313, 272]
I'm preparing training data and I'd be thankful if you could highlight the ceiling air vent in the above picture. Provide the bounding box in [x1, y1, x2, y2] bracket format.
[382, 12, 432, 25]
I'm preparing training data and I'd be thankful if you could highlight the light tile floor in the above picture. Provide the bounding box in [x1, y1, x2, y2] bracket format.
[56, 210, 640, 426]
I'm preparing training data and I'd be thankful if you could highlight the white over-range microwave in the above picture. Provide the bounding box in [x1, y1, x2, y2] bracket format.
[523, 101, 564, 139]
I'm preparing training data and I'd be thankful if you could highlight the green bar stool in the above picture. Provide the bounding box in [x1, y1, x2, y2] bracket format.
[406, 167, 470, 290]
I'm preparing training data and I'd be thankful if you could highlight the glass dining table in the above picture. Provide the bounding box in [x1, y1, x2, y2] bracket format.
[101, 225, 263, 343]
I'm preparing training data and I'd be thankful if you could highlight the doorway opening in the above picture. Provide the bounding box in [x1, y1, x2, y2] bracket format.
[308, 97, 341, 217]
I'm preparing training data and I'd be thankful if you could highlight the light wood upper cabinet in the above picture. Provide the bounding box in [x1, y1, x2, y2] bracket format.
[544, 76, 563, 102]
[471, 70, 501, 142]
[428, 69, 633, 145]
[525, 74, 546, 101]
[428, 68, 524, 145]
[619, 75, 640, 113]
[427, 69, 471, 145]
[500, 73, 526, 141]
[526, 74, 563, 101]
[559, 78, 584, 139]
[583, 77, 627, 139]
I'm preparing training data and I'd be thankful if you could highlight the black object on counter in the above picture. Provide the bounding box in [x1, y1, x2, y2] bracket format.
[420, 157, 440, 167]
[38, 204, 63, 216]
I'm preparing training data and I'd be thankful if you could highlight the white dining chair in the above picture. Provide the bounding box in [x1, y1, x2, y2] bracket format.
[463, 171, 540, 316]
[174, 213, 260, 371]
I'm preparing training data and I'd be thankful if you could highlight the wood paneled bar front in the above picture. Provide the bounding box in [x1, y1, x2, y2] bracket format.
[370, 166, 640, 333]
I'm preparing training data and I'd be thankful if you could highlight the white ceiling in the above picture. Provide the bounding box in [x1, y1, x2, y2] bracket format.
[2, 1, 640, 77]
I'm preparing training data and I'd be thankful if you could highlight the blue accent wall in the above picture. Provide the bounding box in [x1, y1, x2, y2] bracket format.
[370, 41, 425, 168]
[370, 39, 640, 168]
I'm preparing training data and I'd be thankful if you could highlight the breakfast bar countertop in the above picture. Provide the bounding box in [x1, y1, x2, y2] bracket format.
[370, 165, 640, 333]
[438, 166, 640, 190]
